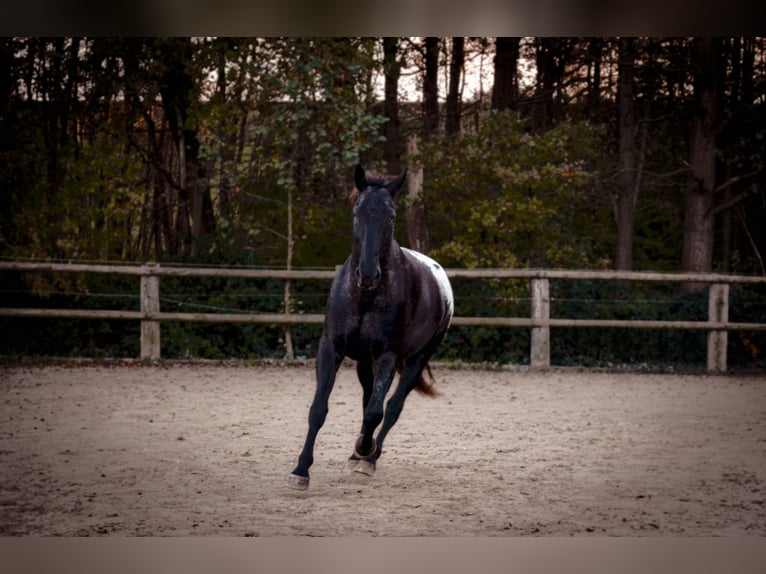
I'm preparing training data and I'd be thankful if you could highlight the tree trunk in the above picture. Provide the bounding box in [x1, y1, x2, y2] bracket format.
[416, 36, 438, 253]
[586, 38, 604, 119]
[740, 37, 755, 104]
[216, 39, 232, 221]
[445, 37, 464, 136]
[532, 38, 557, 132]
[491, 37, 520, 111]
[151, 172, 165, 258]
[0, 39, 12, 115]
[405, 135, 430, 254]
[172, 104, 192, 255]
[721, 37, 755, 271]
[382, 37, 401, 173]
[284, 182, 295, 359]
[681, 38, 721, 289]
[157, 37, 213, 259]
[614, 37, 637, 271]
[422, 37, 440, 138]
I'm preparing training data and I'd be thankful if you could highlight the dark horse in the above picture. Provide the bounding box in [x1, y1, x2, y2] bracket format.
[288, 164, 454, 489]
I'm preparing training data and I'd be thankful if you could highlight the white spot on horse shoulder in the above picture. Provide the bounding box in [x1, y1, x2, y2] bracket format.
[402, 248, 454, 317]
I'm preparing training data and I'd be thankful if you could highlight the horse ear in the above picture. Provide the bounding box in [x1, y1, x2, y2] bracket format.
[354, 164, 367, 193]
[387, 170, 407, 198]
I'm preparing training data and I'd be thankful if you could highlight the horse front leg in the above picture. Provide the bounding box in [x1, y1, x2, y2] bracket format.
[288, 335, 343, 490]
[369, 354, 429, 466]
[350, 352, 397, 476]
[347, 361, 374, 469]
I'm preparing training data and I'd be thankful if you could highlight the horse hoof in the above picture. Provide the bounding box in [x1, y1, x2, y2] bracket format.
[353, 460, 376, 476]
[287, 473, 310, 490]
[354, 437, 377, 460]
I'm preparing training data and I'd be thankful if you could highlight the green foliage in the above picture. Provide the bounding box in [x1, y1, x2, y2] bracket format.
[420, 111, 611, 270]
[189, 38, 386, 268]
[57, 128, 144, 260]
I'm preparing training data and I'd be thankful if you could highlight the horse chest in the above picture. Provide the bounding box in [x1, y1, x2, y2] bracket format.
[340, 303, 401, 358]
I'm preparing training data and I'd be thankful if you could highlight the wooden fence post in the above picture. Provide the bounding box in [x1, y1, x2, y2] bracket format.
[707, 282, 729, 372]
[140, 268, 161, 360]
[530, 278, 550, 367]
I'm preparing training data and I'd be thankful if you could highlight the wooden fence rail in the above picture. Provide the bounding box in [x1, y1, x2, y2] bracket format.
[2, 262, 766, 371]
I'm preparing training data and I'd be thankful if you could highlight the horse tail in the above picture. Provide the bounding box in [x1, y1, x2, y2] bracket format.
[415, 363, 439, 397]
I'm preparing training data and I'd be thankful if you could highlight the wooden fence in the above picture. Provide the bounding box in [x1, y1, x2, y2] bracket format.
[2, 261, 766, 372]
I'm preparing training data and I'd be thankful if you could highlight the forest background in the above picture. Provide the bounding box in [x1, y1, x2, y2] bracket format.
[2, 37, 766, 367]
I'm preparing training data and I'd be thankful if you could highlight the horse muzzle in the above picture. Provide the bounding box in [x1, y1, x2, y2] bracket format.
[355, 265, 381, 291]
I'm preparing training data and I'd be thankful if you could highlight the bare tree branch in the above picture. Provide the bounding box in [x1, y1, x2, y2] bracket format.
[707, 169, 762, 218]
[736, 204, 766, 275]
[714, 168, 761, 195]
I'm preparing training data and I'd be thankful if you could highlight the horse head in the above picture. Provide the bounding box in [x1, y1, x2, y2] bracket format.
[351, 164, 407, 291]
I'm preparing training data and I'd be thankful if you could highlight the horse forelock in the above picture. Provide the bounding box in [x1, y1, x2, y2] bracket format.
[348, 172, 393, 208]
[362, 174, 389, 188]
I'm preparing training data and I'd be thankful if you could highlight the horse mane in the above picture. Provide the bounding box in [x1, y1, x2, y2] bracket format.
[348, 171, 392, 207]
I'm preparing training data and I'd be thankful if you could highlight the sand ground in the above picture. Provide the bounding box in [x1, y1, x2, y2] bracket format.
[1, 363, 765, 536]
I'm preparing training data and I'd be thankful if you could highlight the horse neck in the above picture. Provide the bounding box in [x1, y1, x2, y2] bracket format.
[379, 238, 401, 273]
